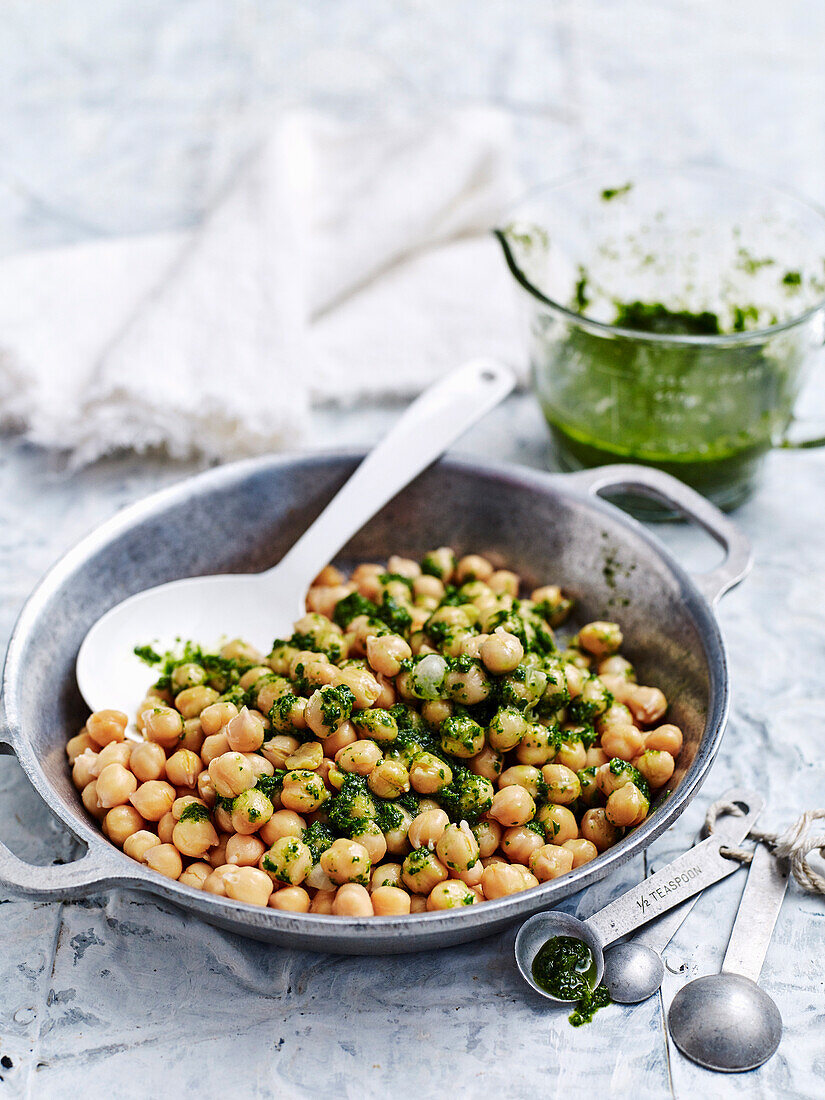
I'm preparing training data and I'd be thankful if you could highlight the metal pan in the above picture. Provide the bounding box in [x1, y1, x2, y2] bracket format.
[0, 456, 751, 954]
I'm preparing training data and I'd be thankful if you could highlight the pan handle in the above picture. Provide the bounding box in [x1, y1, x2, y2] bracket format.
[560, 464, 753, 606]
[0, 837, 135, 901]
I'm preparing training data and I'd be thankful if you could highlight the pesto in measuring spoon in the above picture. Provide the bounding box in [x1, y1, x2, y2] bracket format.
[532, 936, 612, 1026]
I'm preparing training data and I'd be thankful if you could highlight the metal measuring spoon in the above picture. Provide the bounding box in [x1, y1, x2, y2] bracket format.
[515, 788, 762, 1004]
[668, 842, 789, 1072]
[603, 793, 764, 1003]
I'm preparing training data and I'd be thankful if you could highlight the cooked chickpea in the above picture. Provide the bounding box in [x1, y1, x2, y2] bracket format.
[644, 724, 683, 755]
[225, 834, 266, 866]
[563, 838, 599, 867]
[259, 809, 306, 846]
[280, 769, 329, 813]
[554, 737, 587, 772]
[516, 725, 557, 767]
[600, 724, 645, 761]
[309, 889, 337, 914]
[625, 685, 668, 725]
[472, 819, 502, 858]
[481, 862, 532, 899]
[231, 789, 274, 834]
[443, 663, 491, 706]
[223, 866, 273, 906]
[455, 554, 493, 583]
[172, 809, 219, 858]
[142, 706, 184, 749]
[203, 865, 233, 895]
[369, 885, 410, 915]
[488, 785, 535, 827]
[103, 805, 145, 846]
[368, 759, 410, 800]
[366, 634, 412, 678]
[95, 741, 133, 772]
[529, 843, 575, 882]
[332, 883, 374, 916]
[634, 748, 675, 788]
[123, 830, 161, 862]
[96, 762, 137, 809]
[320, 838, 371, 885]
[402, 848, 448, 894]
[435, 823, 479, 873]
[427, 880, 477, 910]
[179, 862, 212, 889]
[269, 886, 311, 912]
[371, 863, 403, 890]
[578, 621, 623, 657]
[225, 707, 265, 753]
[66, 730, 96, 763]
[86, 709, 128, 747]
[165, 748, 202, 788]
[409, 752, 453, 795]
[208, 752, 256, 798]
[263, 836, 314, 885]
[498, 764, 545, 797]
[157, 811, 176, 844]
[129, 780, 176, 821]
[384, 806, 415, 856]
[542, 763, 581, 805]
[501, 825, 545, 864]
[175, 685, 219, 719]
[407, 809, 449, 850]
[199, 732, 230, 766]
[469, 744, 503, 782]
[480, 627, 523, 674]
[333, 666, 381, 710]
[538, 803, 579, 845]
[260, 734, 301, 770]
[487, 707, 529, 752]
[220, 638, 262, 665]
[72, 750, 99, 790]
[336, 740, 383, 776]
[580, 808, 620, 852]
[605, 783, 649, 827]
[144, 843, 183, 880]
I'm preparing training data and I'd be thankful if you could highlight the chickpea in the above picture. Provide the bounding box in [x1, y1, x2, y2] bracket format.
[443, 664, 491, 706]
[281, 770, 329, 813]
[369, 885, 410, 915]
[310, 889, 337, 914]
[223, 866, 274, 906]
[66, 730, 96, 764]
[208, 752, 256, 798]
[488, 569, 519, 597]
[231, 789, 274, 835]
[538, 804, 579, 845]
[197, 771, 217, 807]
[203, 865, 233, 895]
[626, 685, 668, 726]
[605, 783, 649, 827]
[563, 662, 586, 699]
[144, 843, 183, 880]
[332, 883, 374, 916]
[542, 763, 581, 805]
[366, 634, 412, 678]
[597, 702, 635, 735]
[634, 748, 675, 789]
[644, 724, 683, 755]
[96, 762, 138, 809]
[263, 836, 313, 885]
[200, 732, 230, 766]
[72, 750, 100, 790]
[580, 808, 620, 852]
[94, 741, 133, 773]
[269, 885, 311, 912]
[333, 666, 382, 710]
[488, 786, 536, 827]
[164, 748, 201, 789]
[220, 638, 262, 665]
[426, 880, 476, 910]
[350, 821, 385, 865]
[179, 862, 212, 890]
[322, 721, 358, 757]
[172, 808, 219, 858]
[481, 862, 532, 899]
[497, 765, 544, 799]
[260, 734, 301, 770]
[208, 835, 231, 868]
[87, 709, 128, 747]
[420, 699, 453, 729]
[180, 718, 205, 755]
[122, 831, 161, 866]
[469, 745, 503, 783]
[305, 685, 355, 740]
[198, 701, 237, 738]
[407, 809, 449, 850]
[595, 759, 638, 798]
[600, 724, 645, 761]
[371, 863, 403, 890]
[529, 843, 575, 882]
[409, 894, 428, 913]
[516, 725, 557, 767]
[336, 740, 383, 776]
[157, 811, 176, 844]
[224, 707, 265, 753]
[102, 805, 144, 846]
[368, 759, 410, 800]
[409, 752, 453, 795]
[384, 805, 415, 856]
[320, 838, 371, 885]
[554, 737, 587, 772]
[174, 685, 218, 720]
[454, 554, 493, 584]
[436, 823, 479, 873]
[402, 848, 448, 894]
[585, 746, 609, 769]
[420, 547, 455, 582]
[578, 676, 613, 719]
[480, 627, 524, 674]
[284, 742, 324, 772]
[472, 819, 502, 858]
[259, 809, 306, 846]
[129, 780, 176, 822]
[413, 574, 445, 602]
[501, 825, 545, 864]
[306, 584, 354, 618]
[563, 838, 599, 867]
[142, 706, 184, 749]
[351, 708, 398, 746]
[578, 621, 623, 657]
[487, 707, 529, 752]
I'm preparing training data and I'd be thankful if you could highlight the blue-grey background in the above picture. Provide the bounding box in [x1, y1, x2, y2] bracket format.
[1, 4, 824, 1098]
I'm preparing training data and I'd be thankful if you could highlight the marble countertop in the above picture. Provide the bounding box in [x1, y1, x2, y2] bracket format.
[1, 3, 824, 1098]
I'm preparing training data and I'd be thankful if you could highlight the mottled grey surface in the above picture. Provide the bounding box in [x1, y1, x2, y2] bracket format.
[1, 3, 825, 1098]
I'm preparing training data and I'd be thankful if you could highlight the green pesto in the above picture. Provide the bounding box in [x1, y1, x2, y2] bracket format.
[607, 758, 650, 801]
[254, 772, 285, 800]
[178, 802, 209, 824]
[379, 572, 414, 592]
[569, 983, 612, 1026]
[421, 551, 455, 580]
[600, 182, 632, 202]
[328, 773, 378, 835]
[318, 684, 355, 729]
[532, 935, 597, 1000]
[302, 821, 335, 863]
[332, 592, 378, 629]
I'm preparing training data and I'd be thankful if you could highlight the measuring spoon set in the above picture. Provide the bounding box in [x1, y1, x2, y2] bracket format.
[515, 788, 790, 1072]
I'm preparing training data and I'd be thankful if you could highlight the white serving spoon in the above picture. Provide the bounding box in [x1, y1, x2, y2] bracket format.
[76, 359, 515, 717]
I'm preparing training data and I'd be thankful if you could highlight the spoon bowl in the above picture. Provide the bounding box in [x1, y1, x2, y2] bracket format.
[602, 941, 665, 1004]
[515, 912, 605, 1003]
[668, 973, 782, 1072]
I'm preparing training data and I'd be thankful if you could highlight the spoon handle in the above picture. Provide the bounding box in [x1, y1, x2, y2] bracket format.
[586, 789, 764, 947]
[266, 359, 515, 593]
[721, 843, 790, 983]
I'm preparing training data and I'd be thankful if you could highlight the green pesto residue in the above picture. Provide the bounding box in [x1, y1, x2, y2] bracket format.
[612, 300, 723, 336]
[569, 983, 612, 1027]
[601, 182, 633, 202]
[532, 936, 613, 1026]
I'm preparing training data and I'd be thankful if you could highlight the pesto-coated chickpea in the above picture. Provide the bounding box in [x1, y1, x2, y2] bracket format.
[501, 825, 545, 864]
[443, 663, 491, 706]
[597, 702, 636, 736]
[368, 759, 410, 799]
[480, 862, 530, 899]
[366, 633, 412, 678]
[421, 547, 456, 582]
[409, 751, 453, 794]
[87, 709, 128, 747]
[625, 685, 668, 726]
[554, 737, 587, 772]
[634, 748, 675, 789]
[129, 779, 176, 822]
[103, 805, 145, 846]
[175, 685, 219, 719]
[516, 724, 557, 767]
[644, 724, 683, 755]
[538, 803, 579, 845]
[487, 707, 529, 752]
[144, 842, 183, 880]
[72, 750, 100, 790]
[563, 662, 586, 699]
[336, 739, 383, 776]
[263, 836, 314, 885]
[269, 885, 311, 912]
[413, 574, 445, 601]
[542, 763, 581, 805]
[259, 808, 306, 846]
[578, 676, 613, 719]
[427, 880, 477, 910]
[353, 821, 388, 864]
[488, 785, 536, 827]
[305, 685, 355, 739]
[595, 759, 637, 798]
[284, 741, 324, 771]
[66, 730, 96, 763]
[96, 762, 138, 809]
[333, 666, 382, 710]
[383, 805, 415, 856]
[563, 838, 599, 867]
[472, 819, 502, 858]
[488, 569, 519, 597]
[165, 748, 202, 788]
[220, 638, 263, 665]
[578, 621, 623, 657]
[455, 554, 493, 584]
[238, 665, 272, 691]
[179, 861, 212, 890]
[260, 734, 301, 770]
[598, 654, 635, 680]
[402, 847, 449, 894]
[605, 783, 649, 827]
[225, 833, 266, 866]
[480, 627, 523, 674]
[580, 808, 620, 852]
[436, 822, 479, 873]
[123, 830, 161, 862]
[529, 843, 575, 882]
[208, 751, 256, 798]
[269, 692, 308, 734]
[371, 885, 411, 915]
[469, 744, 503, 783]
[231, 789, 274, 834]
[223, 865, 273, 906]
[321, 838, 372, 885]
[371, 862, 403, 890]
[171, 794, 205, 820]
[142, 706, 184, 749]
[281, 769, 330, 813]
[256, 676, 294, 717]
[498, 764, 544, 799]
[332, 882, 374, 916]
[225, 707, 265, 753]
[172, 806, 219, 857]
[351, 708, 398, 745]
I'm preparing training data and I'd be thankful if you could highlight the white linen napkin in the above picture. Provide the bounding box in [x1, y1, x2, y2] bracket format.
[0, 109, 525, 464]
